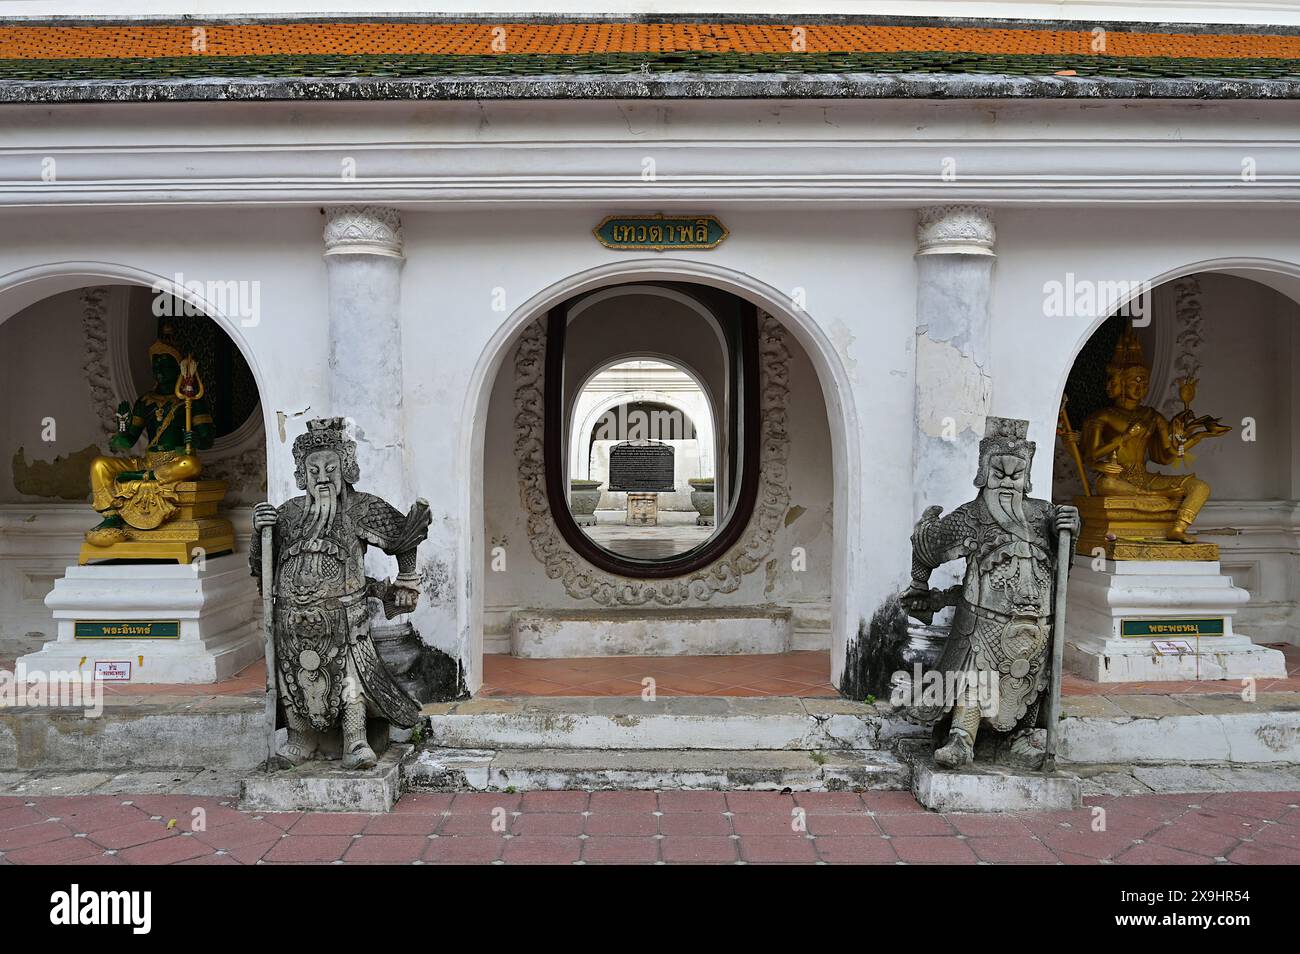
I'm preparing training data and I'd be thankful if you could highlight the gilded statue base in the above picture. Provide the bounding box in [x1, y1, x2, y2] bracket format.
[80, 479, 234, 565]
[1072, 495, 1218, 562]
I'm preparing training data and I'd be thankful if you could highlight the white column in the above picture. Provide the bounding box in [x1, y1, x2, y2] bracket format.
[912, 206, 996, 587]
[323, 205, 408, 505]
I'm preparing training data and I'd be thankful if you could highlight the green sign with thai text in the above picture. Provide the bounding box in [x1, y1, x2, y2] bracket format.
[75, 620, 180, 639]
[594, 215, 729, 251]
[1121, 618, 1225, 638]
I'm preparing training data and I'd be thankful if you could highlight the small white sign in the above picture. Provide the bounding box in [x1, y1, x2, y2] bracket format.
[1152, 639, 1194, 656]
[94, 660, 132, 682]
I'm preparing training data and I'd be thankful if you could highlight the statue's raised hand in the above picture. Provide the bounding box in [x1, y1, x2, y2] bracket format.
[108, 433, 133, 452]
[252, 502, 278, 529]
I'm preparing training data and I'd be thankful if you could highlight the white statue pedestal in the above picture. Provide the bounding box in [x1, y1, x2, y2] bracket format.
[21, 552, 263, 684]
[1064, 556, 1287, 683]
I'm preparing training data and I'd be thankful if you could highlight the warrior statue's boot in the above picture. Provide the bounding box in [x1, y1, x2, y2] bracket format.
[276, 707, 319, 768]
[342, 699, 377, 770]
[1006, 728, 1046, 770]
[934, 705, 979, 768]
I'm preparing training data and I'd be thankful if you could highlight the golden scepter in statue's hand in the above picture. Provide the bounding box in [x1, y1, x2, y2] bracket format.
[175, 355, 204, 456]
[1057, 397, 1091, 496]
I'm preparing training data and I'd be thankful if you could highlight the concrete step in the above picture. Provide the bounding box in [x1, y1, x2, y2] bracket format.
[406, 746, 911, 792]
[0, 695, 265, 771]
[422, 696, 915, 751]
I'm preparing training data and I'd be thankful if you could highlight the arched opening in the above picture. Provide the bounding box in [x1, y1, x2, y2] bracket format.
[465, 264, 856, 697]
[0, 269, 271, 683]
[1051, 264, 1299, 681]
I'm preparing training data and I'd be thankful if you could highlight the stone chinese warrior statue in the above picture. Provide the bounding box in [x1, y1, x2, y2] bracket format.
[898, 418, 1079, 770]
[251, 417, 430, 770]
[82, 321, 233, 564]
[1074, 326, 1231, 557]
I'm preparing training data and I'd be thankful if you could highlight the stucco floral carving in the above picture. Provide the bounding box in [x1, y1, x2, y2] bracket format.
[513, 313, 792, 605]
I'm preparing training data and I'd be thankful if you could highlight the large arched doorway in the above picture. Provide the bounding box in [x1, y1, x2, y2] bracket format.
[0, 266, 272, 681]
[459, 261, 859, 696]
[1051, 264, 1300, 680]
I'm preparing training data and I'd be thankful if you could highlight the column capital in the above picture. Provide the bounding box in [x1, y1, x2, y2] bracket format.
[915, 205, 996, 257]
[323, 205, 404, 259]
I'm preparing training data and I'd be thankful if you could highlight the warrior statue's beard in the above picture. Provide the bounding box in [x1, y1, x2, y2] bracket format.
[983, 486, 1029, 533]
[306, 482, 340, 540]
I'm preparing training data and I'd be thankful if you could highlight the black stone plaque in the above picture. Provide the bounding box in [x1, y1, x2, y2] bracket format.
[607, 441, 676, 492]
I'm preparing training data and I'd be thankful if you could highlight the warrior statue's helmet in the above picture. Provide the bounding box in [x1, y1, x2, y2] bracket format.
[973, 416, 1035, 490]
[292, 417, 361, 490]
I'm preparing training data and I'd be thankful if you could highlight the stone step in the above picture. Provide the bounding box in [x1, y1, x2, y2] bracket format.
[422, 696, 915, 752]
[406, 746, 911, 792]
[0, 696, 265, 771]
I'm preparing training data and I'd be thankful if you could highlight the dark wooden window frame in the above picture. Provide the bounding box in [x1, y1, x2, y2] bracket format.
[544, 299, 761, 579]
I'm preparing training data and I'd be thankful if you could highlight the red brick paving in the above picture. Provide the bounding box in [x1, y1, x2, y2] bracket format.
[1, 789, 1296, 865]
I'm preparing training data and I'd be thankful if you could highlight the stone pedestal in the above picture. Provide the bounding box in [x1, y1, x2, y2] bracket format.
[626, 492, 658, 526]
[1064, 556, 1287, 682]
[22, 552, 262, 684]
[569, 480, 601, 527]
[78, 480, 235, 565]
[911, 757, 1082, 812]
[241, 745, 410, 813]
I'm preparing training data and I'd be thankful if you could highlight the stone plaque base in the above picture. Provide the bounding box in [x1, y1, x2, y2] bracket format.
[21, 552, 262, 684]
[1064, 556, 1286, 682]
[626, 492, 659, 526]
[240, 745, 411, 813]
[912, 757, 1082, 812]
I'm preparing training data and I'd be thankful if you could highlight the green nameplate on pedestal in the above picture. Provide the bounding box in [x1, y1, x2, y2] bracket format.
[1120, 618, 1225, 639]
[74, 620, 180, 639]
[594, 214, 729, 251]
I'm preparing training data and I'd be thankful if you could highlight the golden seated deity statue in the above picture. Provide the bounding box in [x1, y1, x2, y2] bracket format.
[80, 327, 234, 565]
[1067, 326, 1231, 561]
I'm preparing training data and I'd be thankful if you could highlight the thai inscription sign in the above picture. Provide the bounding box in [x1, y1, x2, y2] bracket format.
[1120, 618, 1225, 638]
[608, 442, 676, 492]
[594, 215, 729, 251]
[75, 620, 181, 639]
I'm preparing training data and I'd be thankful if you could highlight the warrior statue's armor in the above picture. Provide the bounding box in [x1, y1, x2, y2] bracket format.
[899, 417, 1078, 770]
[250, 418, 431, 770]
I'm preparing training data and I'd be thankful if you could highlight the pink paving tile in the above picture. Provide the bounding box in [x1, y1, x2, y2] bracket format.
[118, 836, 214, 865]
[519, 791, 589, 813]
[1114, 843, 1215, 865]
[501, 836, 582, 864]
[393, 793, 455, 814]
[1227, 842, 1300, 864]
[0, 806, 47, 830]
[288, 813, 370, 836]
[658, 790, 728, 812]
[861, 791, 927, 814]
[660, 836, 739, 864]
[0, 820, 74, 850]
[658, 812, 732, 836]
[226, 840, 280, 865]
[364, 813, 442, 836]
[86, 820, 178, 851]
[343, 835, 428, 863]
[890, 835, 979, 864]
[947, 814, 1032, 838]
[814, 837, 899, 864]
[732, 813, 808, 836]
[804, 813, 879, 837]
[725, 791, 798, 813]
[423, 836, 504, 864]
[584, 813, 659, 836]
[263, 835, 352, 863]
[794, 792, 867, 812]
[589, 791, 658, 812]
[1146, 823, 1242, 858]
[440, 812, 509, 836]
[876, 813, 956, 837]
[58, 805, 154, 835]
[1250, 824, 1300, 850]
[967, 836, 1059, 864]
[193, 818, 289, 850]
[738, 835, 819, 863]
[582, 837, 660, 863]
[3, 835, 107, 864]
[178, 854, 242, 865]
[1036, 829, 1143, 861]
[511, 812, 585, 836]
[449, 792, 522, 813]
